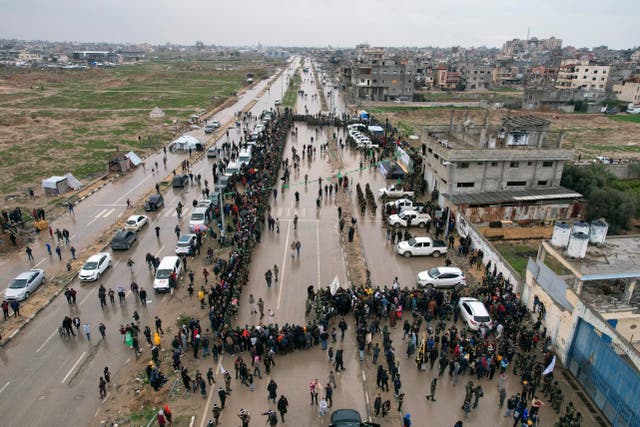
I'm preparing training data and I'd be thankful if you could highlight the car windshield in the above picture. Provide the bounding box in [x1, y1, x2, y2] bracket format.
[191, 213, 205, 221]
[9, 279, 28, 289]
[398, 212, 407, 219]
[428, 267, 440, 278]
[126, 220, 136, 225]
[156, 269, 172, 279]
[83, 262, 98, 270]
[407, 238, 416, 246]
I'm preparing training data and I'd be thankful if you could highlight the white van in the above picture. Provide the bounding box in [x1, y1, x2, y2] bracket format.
[189, 207, 209, 232]
[153, 256, 182, 292]
[238, 147, 252, 166]
[224, 160, 241, 177]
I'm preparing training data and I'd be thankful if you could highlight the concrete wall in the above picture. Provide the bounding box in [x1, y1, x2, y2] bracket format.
[573, 162, 640, 180]
[458, 201, 583, 224]
[455, 213, 522, 289]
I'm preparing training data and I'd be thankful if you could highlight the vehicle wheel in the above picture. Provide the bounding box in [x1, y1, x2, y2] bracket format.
[403, 251, 412, 258]
[108, 261, 112, 267]
[432, 251, 441, 258]
[97, 272, 101, 280]
[41, 276, 46, 284]
[418, 222, 425, 228]
[24, 292, 29, 299]
[426, 284, 434, 290]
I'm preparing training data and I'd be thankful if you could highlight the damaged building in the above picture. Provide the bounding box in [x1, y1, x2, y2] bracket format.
[524, 222, 640, 426]
[421, 111, 582, 223]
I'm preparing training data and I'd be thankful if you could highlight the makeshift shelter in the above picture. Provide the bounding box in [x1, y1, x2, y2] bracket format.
[42, 176, 70, 195]
[359, 110, 370, 121]
[170, 135, 203, 152]
[125, 151, 142, 166]
[378, 160, 406, 179]
[109, 154, 131, 173]
[149, 107, 165, 119]
[64, 173, 83, 190]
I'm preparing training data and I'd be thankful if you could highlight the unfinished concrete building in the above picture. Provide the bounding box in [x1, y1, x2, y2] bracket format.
[422, 111, 581, 223]
[524, 227, 640, 426]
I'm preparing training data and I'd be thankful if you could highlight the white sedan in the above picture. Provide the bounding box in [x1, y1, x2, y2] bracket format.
[4, 269, 45, 301]
[125, 215, 149, 232]
[79, 253, 112, 282]
[458, 297, 493, 331]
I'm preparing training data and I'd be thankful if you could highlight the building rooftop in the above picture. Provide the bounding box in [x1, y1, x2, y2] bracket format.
[501, 115, 550, 129]
[543, 236, 640, 282]
[451, 187, 582, 205]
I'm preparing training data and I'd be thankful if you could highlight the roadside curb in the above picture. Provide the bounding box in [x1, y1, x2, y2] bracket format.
[76, 176, 117, 204]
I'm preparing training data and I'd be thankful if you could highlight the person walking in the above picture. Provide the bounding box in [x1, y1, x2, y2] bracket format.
[374, 392, 382, 417]
[217, 386, 226, 409]
[295, 240, 301, 257]
[267, 379, 278, 403]
[310, 378, 320, 405]
[325, 382, 333, 407]
[277, 395, 289, 423]
[83, 322, 91, 341]
[272, 264, 279, 283]
[99, 322, 106, 339]
[26, 245, 34, 261]
[265, 269, 273, 288]
[11, 300, 21, 318]
[155, 316, 164, 334]
[99, 377, 107, 398]
[45, 242, 52, 256]
[426, 378, 438, 401]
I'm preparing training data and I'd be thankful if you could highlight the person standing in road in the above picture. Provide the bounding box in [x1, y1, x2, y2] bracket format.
[83, 322, 91, 341]
[325, 382, 333, 407]
[295, 240, 301, 257]
[10, 300, 21, 318]
[104, 367, 111, 384]
[155, 226, 160, 238]
[55, 245, 62, 260]
[277, 395, 289, 423]
[2, 300, 9, 320]
[426, 378, 438, 401]
[127, 258, 135, 274]
[99, 322, 106, 339]
[139, 287, 147, 306]
[267, 379, 278, 403]
[374, 393, 382, 417]
[334, 348, 345, 372]
[265, 269, 273, 287]
[272, 264, 279, 282]
[98, 285, 107, 309]
[309, 378, 321, 405]
[25, 245, 34, 261]
[217, 386, 226, 409]
[174, 224, 180, 239]
[45, 242, 52, 256]
[257, 298, 265, 320]
[155, 316, 164, 334]
[70, 246, 76, 259]
[99, 377, 107, 398]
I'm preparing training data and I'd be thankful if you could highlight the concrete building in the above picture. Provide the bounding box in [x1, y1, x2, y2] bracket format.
[502, 36, 562, 56]
[433, 65, 461, 90]
[72, 51, 118, 63]
[422, 112, 580, 223]
[613, 79, 640, 105]
[523, 86, 608, 112]
[523, 233, 640, 426]
[343, 49, 416, 101]
[459, 63, 493, 90]
[556, 60, 610, 91]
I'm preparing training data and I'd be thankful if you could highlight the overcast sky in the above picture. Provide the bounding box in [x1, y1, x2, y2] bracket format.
[1, 0, 638, 49]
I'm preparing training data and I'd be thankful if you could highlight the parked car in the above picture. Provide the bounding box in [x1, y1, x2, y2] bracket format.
[330, 409, 379, 427]
[189, 207, 209, 232]
[204, 125, 215, 134]
[209, 120, 221, 128]
[388, 210, 431, 228]
[110, 229, 137, 250]
[125, 214, 148, 231]
[153, 256, 183, 292]
[144, 194, 164, 211]
[175, 234, 200, 256]
[274, 99, 281, 105]
[385, 198, 426, 213]
[4, 269, 45, 301]
[378, 185, 415, 199]
[79, 252, 112, 281]
[172, 174, 189, 188]
[416, 266, 466, 289]
[458, 297, 493, 331]
[207, 147, 218, 158]
[396, 237, 447, 258]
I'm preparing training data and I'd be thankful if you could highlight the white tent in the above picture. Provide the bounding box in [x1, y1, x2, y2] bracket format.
[64, 173, 83, 190]
[42, 176, 69, 195]
[171, 135, 201, 151]
[149, 106, 165, 119]
[125, 151, 142, 166]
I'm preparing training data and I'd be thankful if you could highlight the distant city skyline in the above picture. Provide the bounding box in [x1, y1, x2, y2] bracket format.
[1, 0, 638, 50]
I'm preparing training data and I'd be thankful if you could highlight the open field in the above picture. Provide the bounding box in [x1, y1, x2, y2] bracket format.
[367, 107, 640, 159]
[0, 59, 276, 195]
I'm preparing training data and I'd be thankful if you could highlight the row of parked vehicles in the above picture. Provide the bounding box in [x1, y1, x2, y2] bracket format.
[347, 124, 379, 149]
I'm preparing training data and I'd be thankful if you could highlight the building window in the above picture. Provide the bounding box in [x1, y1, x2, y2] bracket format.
[542, 161, 553, 167]
[537, 180, 548, 186]
[477, 162, 483, 166]
[527, 161, 533, 166]
[457, 182, 475, 188]
[506, 181, 527, 186]
[510, 161, 519, 168]
[458, 162, 469, 169]
[491, 162, 498, 167]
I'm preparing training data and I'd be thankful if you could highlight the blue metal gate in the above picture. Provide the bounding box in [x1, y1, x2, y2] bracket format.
[567, 319, 640, 427]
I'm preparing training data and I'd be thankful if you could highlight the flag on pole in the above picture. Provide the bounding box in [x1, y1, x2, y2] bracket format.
[543, 355, 556, 376]
[329, 275, 340, 296]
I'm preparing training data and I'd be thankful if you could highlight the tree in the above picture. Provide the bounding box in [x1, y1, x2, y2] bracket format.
[587, 188, 636, 232]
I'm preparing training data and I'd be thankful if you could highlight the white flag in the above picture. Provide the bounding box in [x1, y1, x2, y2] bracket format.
[329, 275, 340, 296]
[543, 355, 556, 376]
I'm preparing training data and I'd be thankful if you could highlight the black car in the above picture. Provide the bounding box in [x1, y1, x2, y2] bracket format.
[172, 174, 189, 188]
[144, 194, 164, 211]
[110, 229, 137, 250]
[330, 409, 379, 427]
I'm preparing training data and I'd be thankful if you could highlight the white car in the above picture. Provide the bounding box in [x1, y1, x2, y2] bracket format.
[396, 237, 447, 258]
[388, 210, 431, 228]
[5, 269, 45, 301]
[189, 207, 209, 232]
[176, 234, 199, 256]
[378, 185, 415, 199]
[274, 99, 281, 105]
[124, 214, 149, 231]
[79, 252, 112, 282]
[416, 266, 466, 289]
[458, 297, 493, 331]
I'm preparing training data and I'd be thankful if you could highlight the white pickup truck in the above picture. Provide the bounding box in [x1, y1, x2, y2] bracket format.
[388, 210, 432, 228]
[396, 237, 447, 257]
[378, 185, 415, 199]
[385, 198, 427, 213]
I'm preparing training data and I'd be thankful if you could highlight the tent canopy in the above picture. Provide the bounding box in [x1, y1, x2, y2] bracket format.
[64, 173, 83, 190]
[378, 160, 406, 179]
[125, 151, 142, 166]
[171, 135, 202, 151]
[42, 176, 66, 189]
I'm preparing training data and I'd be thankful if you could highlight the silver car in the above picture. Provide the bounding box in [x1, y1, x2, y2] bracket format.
[5, 269, 45, 301]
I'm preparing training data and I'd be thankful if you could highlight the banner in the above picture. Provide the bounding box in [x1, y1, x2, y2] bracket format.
[543, 355, 556, 376]
[329, 276, 340, 296]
